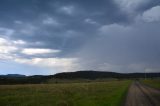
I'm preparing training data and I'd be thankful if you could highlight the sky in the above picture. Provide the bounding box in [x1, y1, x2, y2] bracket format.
[0, 0, 160, 75]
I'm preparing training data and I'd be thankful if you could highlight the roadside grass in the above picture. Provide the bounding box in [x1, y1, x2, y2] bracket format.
[0, 80, 131, 106]
[142, 79, 160, 89]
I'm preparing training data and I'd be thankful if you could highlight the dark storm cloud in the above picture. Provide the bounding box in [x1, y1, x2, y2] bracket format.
[0, 0, 129, 54]
[0, 0, 160, 74]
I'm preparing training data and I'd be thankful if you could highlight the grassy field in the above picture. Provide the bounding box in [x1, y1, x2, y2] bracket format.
[142, 79, 160, 89]
[0, 80, 131, 106]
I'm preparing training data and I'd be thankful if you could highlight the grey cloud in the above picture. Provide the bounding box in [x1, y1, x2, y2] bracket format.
[72, 21, 160, 73]
[0, 0, 160, 74]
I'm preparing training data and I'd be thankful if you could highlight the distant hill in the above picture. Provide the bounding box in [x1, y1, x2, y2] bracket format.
[0, 74, 26, 78]
[0, 71, 160, 84]
[53, 71, 121, 79]
[52, 71, 160, 79]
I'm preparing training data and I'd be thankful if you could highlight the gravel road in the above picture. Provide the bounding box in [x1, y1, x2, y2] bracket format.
[125, 81, 160, 106]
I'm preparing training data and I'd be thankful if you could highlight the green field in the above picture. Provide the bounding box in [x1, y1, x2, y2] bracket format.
[0, 80, 131, 106]
[142, 79, 160, 89]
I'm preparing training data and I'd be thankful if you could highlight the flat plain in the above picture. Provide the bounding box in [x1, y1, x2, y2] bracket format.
[0, 80, 130, 106]
[1, 79, 160, 106]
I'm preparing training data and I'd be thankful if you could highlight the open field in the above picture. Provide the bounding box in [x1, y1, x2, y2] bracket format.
[141, 79, 160, 89]
[0, 80, 130, 106]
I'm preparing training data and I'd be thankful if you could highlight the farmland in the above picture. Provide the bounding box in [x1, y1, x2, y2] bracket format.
[0, 80, 131, 106]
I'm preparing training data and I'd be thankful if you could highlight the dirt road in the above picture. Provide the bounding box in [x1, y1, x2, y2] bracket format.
[125, 81, 160, 106]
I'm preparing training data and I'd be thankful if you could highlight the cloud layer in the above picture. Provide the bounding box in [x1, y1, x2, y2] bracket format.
[0, 0, 160, 75]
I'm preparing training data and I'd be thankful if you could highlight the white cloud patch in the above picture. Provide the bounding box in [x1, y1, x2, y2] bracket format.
[0, 38, 9, 45]
[43, 17, 60, 26]
[85, 18, 98, 25]
[0, 38, 18, 54]
[14, 20, 23, 24]
[14, 57, 79, 72]
[21, 48, 61, 55]
[0, 37, 79, 73]
[0, 38, 19, 60]
[58, 5, 75, 15]
[0, 45, 18, 54]
[142, 5, 160, 22]
[0, 37, 34, 60]
[13, 40, 26, 45]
